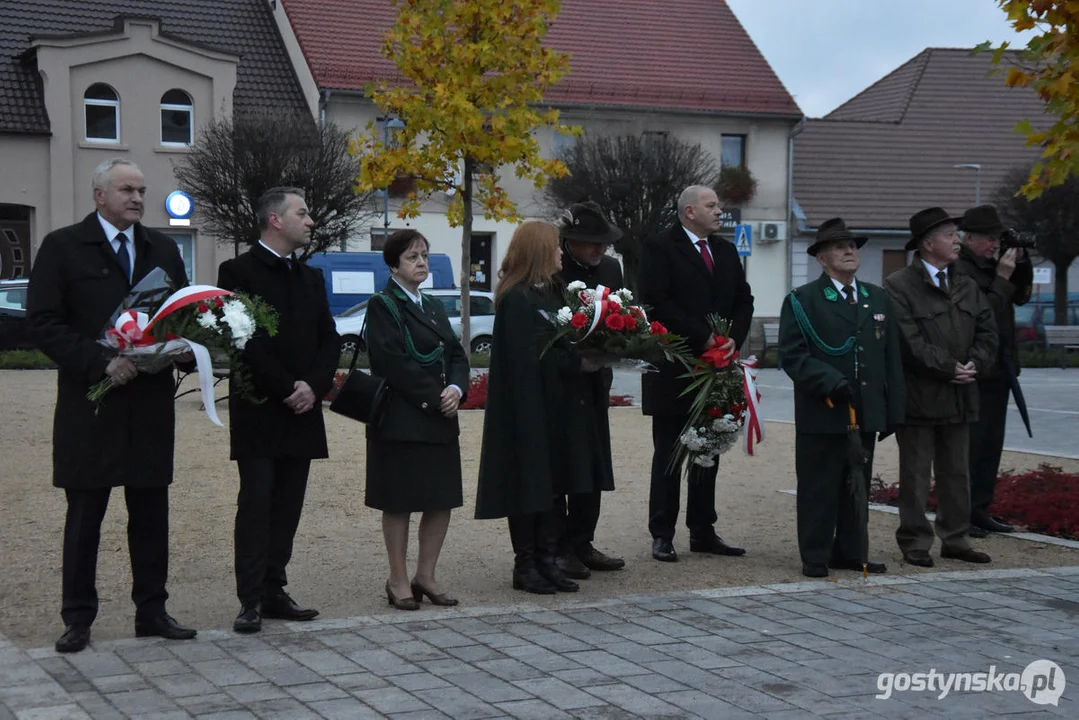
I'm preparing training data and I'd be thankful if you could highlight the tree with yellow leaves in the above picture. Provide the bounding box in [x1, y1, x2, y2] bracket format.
[982, 0, 1079, 198]
[353, 0, 579, 344]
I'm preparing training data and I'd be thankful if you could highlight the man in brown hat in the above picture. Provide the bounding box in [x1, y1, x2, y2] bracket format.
[778, 218, 906, 577]
[552, 201, 626, 579]
[883, 207, 998, 567]
[954, 205, 1033, 537]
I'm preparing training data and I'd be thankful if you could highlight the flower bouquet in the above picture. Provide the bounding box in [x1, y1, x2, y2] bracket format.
[88, 269, 277, 424]
[671, 315, 764, 470]
[542, 281, 691, 370]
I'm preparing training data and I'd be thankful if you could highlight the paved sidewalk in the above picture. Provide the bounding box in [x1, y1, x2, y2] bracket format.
[2, 568, 1077, 719]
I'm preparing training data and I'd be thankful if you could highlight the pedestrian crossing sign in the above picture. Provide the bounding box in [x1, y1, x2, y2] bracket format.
[734, 224, 752, 257]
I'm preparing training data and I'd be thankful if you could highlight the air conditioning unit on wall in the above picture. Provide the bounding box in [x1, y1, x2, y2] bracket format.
[757, 221, 787, 244]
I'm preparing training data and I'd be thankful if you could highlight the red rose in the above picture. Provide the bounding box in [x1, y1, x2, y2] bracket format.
[605, 313, 625, 331]
[701, 346, 734, 369]
[197, 303, 210, 313]
[571, 312, 588, 329]
[215, 297, 225, 308]
[649, 321, 668, 335]
[708, 407, 723, 418]
[630, 306, 645, 318]
[622, 314, 637, 331]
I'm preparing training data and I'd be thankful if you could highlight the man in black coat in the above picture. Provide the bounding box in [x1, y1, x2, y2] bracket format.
[638, 185, 754, 562]
[954, 205, 1033, 536]
[552, 202, 626, 579]
[217, 187, 340, 634]
[27, 158, 198, 653]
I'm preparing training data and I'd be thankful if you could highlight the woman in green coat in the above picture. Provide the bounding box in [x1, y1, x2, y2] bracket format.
[365, 230, 470, 610]
[475, 221, 600, 594]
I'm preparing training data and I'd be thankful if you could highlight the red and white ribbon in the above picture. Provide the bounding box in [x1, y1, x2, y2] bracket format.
[105, 311, 155, 350]
[739, 355, 765, 455]
[577, 285, 648, 340]
[145, 285, 232, 332]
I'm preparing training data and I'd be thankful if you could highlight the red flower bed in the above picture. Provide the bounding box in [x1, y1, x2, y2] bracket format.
[870, 464, 1079, 540]
[609, 394, 633, 407]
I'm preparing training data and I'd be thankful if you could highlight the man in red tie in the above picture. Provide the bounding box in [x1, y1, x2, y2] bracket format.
[638, 185, 754, 562]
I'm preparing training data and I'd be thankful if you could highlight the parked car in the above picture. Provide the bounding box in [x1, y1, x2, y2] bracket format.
[335, 288, 496, 356]
[1016, 294, 1079, 348]
[0, 279, 31, 351]
[306, 251, 456, 316]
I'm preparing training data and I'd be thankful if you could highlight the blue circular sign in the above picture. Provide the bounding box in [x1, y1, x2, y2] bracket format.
[165, 190, 194, 219]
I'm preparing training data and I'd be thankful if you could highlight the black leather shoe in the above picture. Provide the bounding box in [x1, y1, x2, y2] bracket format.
[973, 514, 1014, 533]
[233, 604, 262, 634]
[578, 546, 625, 571]
[55, 625, 91, 653]
[134, 614, 197, 640]
[968, 524, 989, 539]
[512, 567, 557, 594]
[652, 538, 678, 562]
[802, 563, 828, 578]
[690, 534, 746, 556]
[942, 547, 992, 563]
[902, 550, 934, 568]
[538, 562, 580, 592]
[829, 559, 887, 574]
[556, 553, 591, 579]
[262, 591, 318, 621]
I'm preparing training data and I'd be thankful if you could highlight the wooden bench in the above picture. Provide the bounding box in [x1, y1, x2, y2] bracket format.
[1044, 325, 1079, 368]
[761, 322, 781, 369]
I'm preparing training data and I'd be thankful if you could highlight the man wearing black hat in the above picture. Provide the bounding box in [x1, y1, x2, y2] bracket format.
[883, 208, 998, 567]
[552, 201, 626, 579]
[954, 205, 1033, 537]
[778, 219, 906, 577]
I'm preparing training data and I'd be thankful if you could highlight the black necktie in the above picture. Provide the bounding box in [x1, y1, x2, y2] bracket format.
[842, 285, 856, 305]
[115, 232, 131, 282]
[937, 270, 949, 294]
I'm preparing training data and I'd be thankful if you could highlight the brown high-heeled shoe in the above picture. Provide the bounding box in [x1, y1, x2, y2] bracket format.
[385, 581, 419, 611]
[411, 580, 459, 607]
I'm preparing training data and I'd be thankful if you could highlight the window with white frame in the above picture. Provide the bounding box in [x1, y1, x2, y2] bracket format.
[160, 89, 193, 145]
[84, 83, 119, 142]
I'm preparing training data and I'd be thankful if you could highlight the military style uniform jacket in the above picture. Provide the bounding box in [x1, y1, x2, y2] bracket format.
[779, 273, 906, 434]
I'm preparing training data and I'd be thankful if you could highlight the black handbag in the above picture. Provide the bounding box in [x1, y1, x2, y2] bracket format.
[329, 311, 390, 425]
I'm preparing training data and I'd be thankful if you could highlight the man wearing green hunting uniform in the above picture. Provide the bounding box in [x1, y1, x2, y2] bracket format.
[779, 218, 906, 578]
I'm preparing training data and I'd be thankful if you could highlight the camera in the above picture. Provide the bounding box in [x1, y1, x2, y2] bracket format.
[1000, 228, 1037, 250]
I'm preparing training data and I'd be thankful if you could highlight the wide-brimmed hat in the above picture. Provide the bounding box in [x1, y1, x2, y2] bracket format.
[906, 206, 962, 251]
[958, 204, 1006, 237]
[558, 201, 623, 244]
[807, 217, 868, 256]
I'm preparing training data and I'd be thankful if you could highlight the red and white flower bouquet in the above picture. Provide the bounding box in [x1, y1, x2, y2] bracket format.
[672, 315, 765, 469]
[543, 281, 691, 369]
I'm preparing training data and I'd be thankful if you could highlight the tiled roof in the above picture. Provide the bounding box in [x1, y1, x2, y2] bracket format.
[0, 0, 308, 135]
[280, 0, 801, 117]
[793, 48, 1048, 231]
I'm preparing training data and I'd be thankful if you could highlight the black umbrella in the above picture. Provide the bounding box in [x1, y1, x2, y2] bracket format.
[837, 400, 871, 579]
[1002, 354, 1033, 438]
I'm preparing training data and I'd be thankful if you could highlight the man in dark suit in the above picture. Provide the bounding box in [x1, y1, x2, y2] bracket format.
[217, 187, 340, 633]
[553, 201, 625, 579]
[638, 185, 754, 562]
[27, 158, 197, 653]
[778, 218, 906, 578]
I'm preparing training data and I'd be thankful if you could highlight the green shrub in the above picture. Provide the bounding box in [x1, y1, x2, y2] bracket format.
[1017, 348, 1079, 368]
[0, 350, 55, 369]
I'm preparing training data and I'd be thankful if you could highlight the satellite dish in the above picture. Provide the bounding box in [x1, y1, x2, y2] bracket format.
[444, 160, 464, 196]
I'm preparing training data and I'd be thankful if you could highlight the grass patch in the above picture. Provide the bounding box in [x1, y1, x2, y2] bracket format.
[1018, 347, 1079, 368]
[0, 350, 55, 369]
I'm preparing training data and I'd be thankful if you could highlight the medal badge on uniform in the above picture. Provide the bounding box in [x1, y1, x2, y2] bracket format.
[873, 313, 885, 340]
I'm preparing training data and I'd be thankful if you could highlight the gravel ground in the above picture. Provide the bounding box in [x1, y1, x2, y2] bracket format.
[1, 369, 1077, 649]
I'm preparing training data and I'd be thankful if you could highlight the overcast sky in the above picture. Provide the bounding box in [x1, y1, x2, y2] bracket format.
[725, 0, 1036, 118]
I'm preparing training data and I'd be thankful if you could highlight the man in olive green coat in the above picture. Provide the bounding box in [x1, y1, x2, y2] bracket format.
[779, 218, 906, 578]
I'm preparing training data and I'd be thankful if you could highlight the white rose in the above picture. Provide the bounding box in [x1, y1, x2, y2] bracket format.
[567, 280, 587, 292]
[617, 288, 634, 303]
[557, 306, 573, 324]
[196, 311, 218, 331]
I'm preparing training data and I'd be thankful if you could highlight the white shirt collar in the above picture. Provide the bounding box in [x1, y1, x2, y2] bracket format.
[682, 226, 705, 245]
[258, 239, 293, 261]
[830, 276, 858, 296]
[392, 277, 423, 306]
[97, 213, 136, 277]
[921, 258, 947, 287]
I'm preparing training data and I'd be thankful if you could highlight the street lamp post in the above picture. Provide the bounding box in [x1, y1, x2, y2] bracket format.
[382, 117, 406, 231]
[953, 163, 982, 205]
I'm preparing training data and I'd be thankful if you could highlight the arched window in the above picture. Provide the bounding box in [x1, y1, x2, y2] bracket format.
[160, 89, 193, 145]
[84, 83, 119, 142]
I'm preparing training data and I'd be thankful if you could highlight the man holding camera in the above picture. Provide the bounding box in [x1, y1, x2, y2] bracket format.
[954, 205, 1033, 536]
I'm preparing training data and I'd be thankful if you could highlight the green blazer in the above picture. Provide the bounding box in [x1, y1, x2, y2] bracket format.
[778, 273, 906, 434]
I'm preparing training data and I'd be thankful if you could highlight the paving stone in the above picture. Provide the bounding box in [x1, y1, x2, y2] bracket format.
[131, 659, 191, 678]
[657, 689, 759, 720]
[475, 633, 532, 650]
[499, 646, 583, 673]
[191, 659, 265, 687]
[64, 652, 132, 680]
[9, 706, 92, 720]
[511, 678, 606, 711]
[284, 650, 364, 677]
[197, 712, 257, 720]
[387, 672, 453, 692]
[597, 623, 674, 646]
[174, 691, 245, 715]
[411, 686, 503, 719]
[354, 685, 435, 714]
[243, 697, 321, 719]
[167, 643, 228, 663]
[90, 673, 151, 694]
[650, 641, 742, 670]
[344, 650, 420, 678]
[224, 682, 291, 703]
[104, 688, 179, 715]
[560, 651, 647, 678]
[443, 645, 505, 663]
[548, 668, 617, 687]
[493, 698, 574, 720]
[69, 691, 126, 720]
[582, 682, 685, 717]
[308, 696, 385, 719]
[0, 682, 72, 712]
[444, 670, 534, 703]
[472, 659, 545, 683]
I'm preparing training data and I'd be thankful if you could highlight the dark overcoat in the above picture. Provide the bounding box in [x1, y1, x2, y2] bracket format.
[555, 253, 624, 492]
[26, 213, 188, 489]
[638, 224, 754, 417]
[474, 283, 604, 519]
[217, 243, 340, 460]
[365, 281, 470, 445]
[883, 256, 998, 426]
[778, 273, 906, 434]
